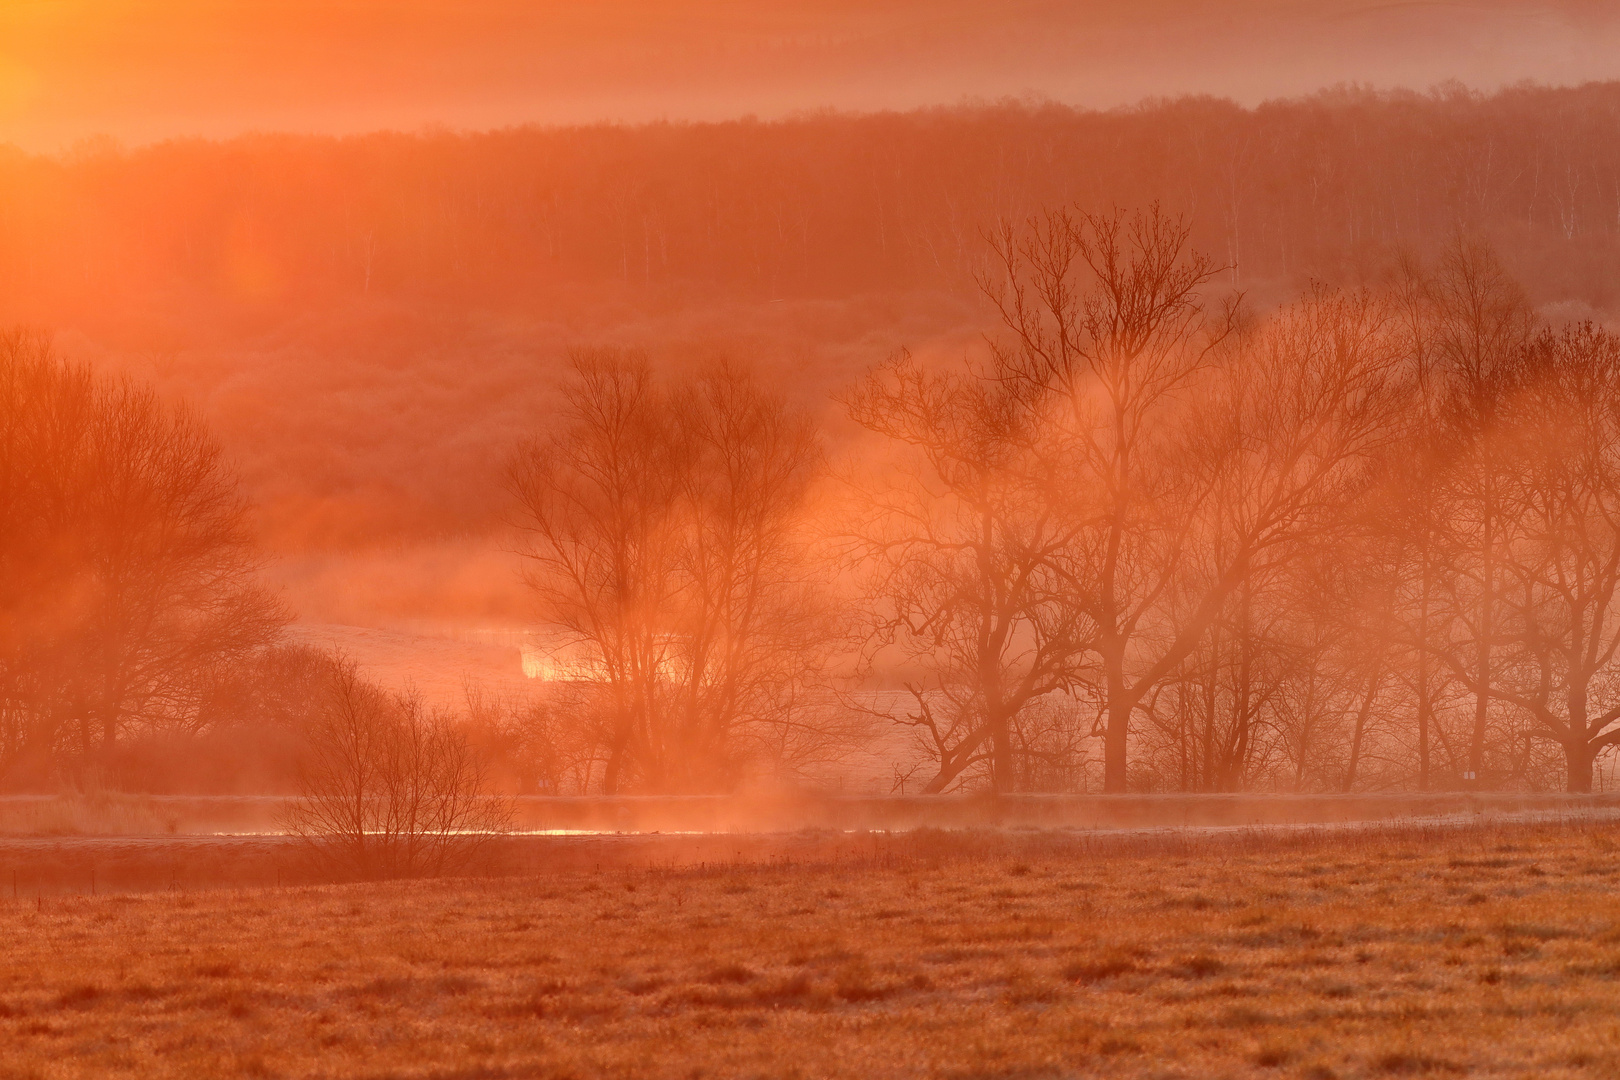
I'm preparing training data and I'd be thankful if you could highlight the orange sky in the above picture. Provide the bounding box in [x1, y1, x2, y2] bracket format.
[4, 1, 1620, 151]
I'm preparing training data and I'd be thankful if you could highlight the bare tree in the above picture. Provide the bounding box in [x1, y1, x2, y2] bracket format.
[507, 350, 683, 793]
[508, 350, 833, 793]
[982, 205, 1236, 792]
[1471, 324, 1620, 791]
[0, 330, 284, 786]
[985, 206, 1406, 792]
[840, 351, 1091, 793]
[1421, 239, 1540, 787]
[1164, 287, 1408, 791]
[283, 658, 511, 879]
[666, 361, 838, 788]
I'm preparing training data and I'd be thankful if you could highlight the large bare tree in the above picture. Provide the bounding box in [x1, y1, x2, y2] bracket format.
[1464, 324, 1620, 791]
[508, 350, 684, 793]
[508, 350, 831, 793]
[983, 207, 1403, 792]
[0, 331, 284, 785]
[981, 206, 1231, 791]
[666, 362, 836, 789]
[1420, 240, 1540, 787]
[840, 351, 1091, 792]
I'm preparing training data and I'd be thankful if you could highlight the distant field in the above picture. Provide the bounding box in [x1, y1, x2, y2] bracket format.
[5, 791, 1616, 838]
[3, 822, 1618, 1078]
[1, 793, 1616, 899]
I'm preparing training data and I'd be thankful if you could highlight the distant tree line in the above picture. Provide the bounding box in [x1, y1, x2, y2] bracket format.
[15, 81, 1620, 565]
[7, 83, 1620, 317]
[830, 210, 1620, 795]
[12, 203, 1620, 796]
[514, 209, 1620, 795]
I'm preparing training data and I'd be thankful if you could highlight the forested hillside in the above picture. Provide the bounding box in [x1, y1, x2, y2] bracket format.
[5, 83, 1620, 614]
[8, 83, 1620, 314]
[12, 85, 1620, 793]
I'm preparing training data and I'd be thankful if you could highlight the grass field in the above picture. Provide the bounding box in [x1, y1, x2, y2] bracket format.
[3, 823, 1618, 1079]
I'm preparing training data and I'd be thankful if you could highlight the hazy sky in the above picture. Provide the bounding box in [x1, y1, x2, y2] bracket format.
[4, 1, 1620, 151]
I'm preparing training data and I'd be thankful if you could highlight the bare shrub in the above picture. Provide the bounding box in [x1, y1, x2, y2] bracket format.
[282, 659, 511, 879]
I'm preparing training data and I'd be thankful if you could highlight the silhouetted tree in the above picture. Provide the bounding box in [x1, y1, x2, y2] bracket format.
[507, 350, 681, 793]
[982, 205, 1231, 792]
[508, 350, 833, 793]
[0, 330, 284, 787]
[1422, 240, 1540, 787]
[667, 361, 840, 788]
[840, 351, 1091, 792]
[1467, 324, 1620, 791]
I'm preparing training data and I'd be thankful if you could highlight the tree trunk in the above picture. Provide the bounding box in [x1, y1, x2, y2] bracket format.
[1228, 584, 1254, 793]
[1417, 557, 1432, 791]
[989, 707, 1013, 794]
[1103, 694, 1130, 793]
[922, 731, 986, 794]
[1566, 741, 1595, 794]
[602, 728, 626, 796]
[1343, 663, 1381, 794]
[1469, 508, 1494, 788]
[1201, 627, 1220, 793]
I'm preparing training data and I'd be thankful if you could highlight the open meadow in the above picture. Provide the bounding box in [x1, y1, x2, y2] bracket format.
[3, 822, 1618, 1080]
[15, 6, 1620, 1080]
